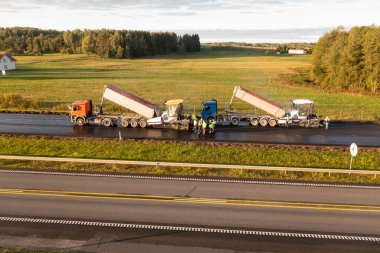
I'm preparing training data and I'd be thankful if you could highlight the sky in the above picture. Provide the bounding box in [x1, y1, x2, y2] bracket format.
[1, 0, 379, 42]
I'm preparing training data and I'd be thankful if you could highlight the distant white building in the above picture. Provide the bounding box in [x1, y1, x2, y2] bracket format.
[0, 54, 16, 75]
[288, 49, 306, 55]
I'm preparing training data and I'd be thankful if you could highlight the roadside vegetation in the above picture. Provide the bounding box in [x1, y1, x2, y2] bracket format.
[0, 94, 40, 110]
[2, 136, 379, 170]
[1, 49, 379, 121]
[0, 27, 200, 59]
[0, 136, 379, 184]
[311, 26, 379, 94]
[2, 159, 379, 184]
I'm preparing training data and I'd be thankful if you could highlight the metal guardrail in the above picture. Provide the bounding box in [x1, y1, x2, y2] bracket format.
[0, 155, 379, 178]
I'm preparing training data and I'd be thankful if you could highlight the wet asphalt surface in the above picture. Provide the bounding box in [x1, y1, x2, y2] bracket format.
[0, 113, 379, 146]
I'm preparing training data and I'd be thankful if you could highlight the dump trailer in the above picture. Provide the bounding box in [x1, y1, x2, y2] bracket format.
[201, 86, 319, 127]
[70, 85, 189, 130]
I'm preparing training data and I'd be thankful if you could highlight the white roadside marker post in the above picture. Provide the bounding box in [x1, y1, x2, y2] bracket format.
[349, 143, 358, 170]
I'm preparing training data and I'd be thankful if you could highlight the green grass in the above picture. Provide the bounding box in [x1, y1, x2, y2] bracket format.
[2, 160, 380, 184]
[0, 49, 379, 120]
[0, 136, 378, 170]
[0, 136, 379, 184]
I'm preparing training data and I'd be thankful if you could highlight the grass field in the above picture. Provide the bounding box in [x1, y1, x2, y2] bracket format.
[0, 136, 379, 184]
[0, 48, 379, 120]
[0, 136, 378, 170]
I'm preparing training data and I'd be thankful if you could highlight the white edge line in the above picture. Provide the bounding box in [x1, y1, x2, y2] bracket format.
[0, 169, 379, 190]
[0, 216, 379, 242]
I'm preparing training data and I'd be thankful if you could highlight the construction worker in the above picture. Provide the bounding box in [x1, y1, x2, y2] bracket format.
[209, 118, 216, 134]
[197, 118, 203, 135]
[285, 114, 290, 127]
[191, 113, 197, 123]
[185, 112, 191, 120]
[324, 116, 330, 130]
[68, 105, 73, 111]
[193, 117, 198, 133]
[202, 118, 207, 135]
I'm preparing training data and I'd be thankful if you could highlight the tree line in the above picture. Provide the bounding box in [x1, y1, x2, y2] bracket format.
[0, 27, 201, 59]
[311, 26, 379, 94]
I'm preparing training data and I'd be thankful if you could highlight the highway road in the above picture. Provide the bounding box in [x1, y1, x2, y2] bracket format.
[0, 170, 379, 251]
[0, 113, 379, 146]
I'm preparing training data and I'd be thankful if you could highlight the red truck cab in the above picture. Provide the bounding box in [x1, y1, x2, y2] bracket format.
[70, 100, 92, 126]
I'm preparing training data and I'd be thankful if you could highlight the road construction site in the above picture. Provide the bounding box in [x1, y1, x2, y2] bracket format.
[0, 113, 379, 146]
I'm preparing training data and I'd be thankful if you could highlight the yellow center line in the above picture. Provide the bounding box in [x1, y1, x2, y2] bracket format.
[0, 187, 379, 213]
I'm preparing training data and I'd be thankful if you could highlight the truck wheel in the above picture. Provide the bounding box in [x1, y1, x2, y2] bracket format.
[76, 117, 85, 126]
[231, 117, 240, 126]
[250, 118, 259, 127]
[269, 119, 277, 127]
[139, 120, 147, 128]
[121, 119, 129, 128]
[102, 118, 112, 127]
[259, 118, 268, 127]
[130, 119, 138, 128]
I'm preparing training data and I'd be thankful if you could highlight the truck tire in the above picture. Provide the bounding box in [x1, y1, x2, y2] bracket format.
[259, 118, 268, 127]
[231, 117, 240, 126]
[102, 118, 112, 127]
[76, 117, 85, 126]
[130, 119, 138, 128]
[269, 118, 277, 127]
[250, 118, 259, 127]
[121, 119, 129, 128]
[139, 120, 147, 128]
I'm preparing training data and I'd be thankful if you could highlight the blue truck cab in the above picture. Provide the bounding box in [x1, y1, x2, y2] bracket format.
[201, 100, 218, 121]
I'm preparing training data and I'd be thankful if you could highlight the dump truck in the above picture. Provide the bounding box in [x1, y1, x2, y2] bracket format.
[201, 86, 319, 127]
[69, 85, 190, 130]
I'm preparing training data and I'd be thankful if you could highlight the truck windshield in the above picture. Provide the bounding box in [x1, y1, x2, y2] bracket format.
[203, 105, 210, 111]
[293, 103, 312, 116]
[166, 104, 182, 117]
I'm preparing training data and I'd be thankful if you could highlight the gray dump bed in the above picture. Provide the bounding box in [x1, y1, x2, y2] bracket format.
[103, 85, 159, 118]
[234, 86, 286, 118]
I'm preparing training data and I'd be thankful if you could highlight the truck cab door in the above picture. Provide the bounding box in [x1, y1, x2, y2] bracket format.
[201, 101, 217, 120]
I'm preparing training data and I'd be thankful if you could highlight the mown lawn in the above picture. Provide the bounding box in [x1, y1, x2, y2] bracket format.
[0, 49, 379, 120]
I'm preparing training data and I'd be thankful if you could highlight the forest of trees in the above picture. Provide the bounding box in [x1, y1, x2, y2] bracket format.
[311, 26, 379, 94]
[0, 27, 201, 59]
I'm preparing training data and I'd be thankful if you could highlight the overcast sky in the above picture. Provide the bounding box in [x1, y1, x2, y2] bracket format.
[2, 0, 379, 42]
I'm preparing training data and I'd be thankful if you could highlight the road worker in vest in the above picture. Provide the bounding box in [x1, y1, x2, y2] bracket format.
[324, 116, 330, 130]
[198, 118, 203, 135]
[193, 117, 198, 133]
[202, 118, 207, 135]
[209, 118, 216, 134]
[191, 113, 197, 122]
